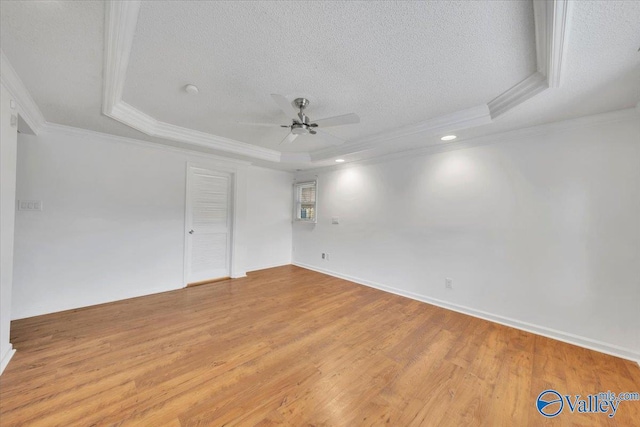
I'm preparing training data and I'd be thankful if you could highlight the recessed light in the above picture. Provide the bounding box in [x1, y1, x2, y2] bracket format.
[184, 84, 199, 95]
[441, 135, 457, 141]
[335, 159, 345, 163]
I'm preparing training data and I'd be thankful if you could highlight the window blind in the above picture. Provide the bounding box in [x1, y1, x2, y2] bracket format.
[294, 181, 317, 222]
[300, 186, 316, 204]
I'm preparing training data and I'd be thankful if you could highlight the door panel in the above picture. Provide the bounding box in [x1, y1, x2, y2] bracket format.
[185, 166, 231, 284]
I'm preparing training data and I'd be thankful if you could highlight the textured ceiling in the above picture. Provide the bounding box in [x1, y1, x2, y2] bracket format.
[1, 0, 639, 169]
[502, 0, 640, 124]
[447, 0, 640, 142]
[123, 0, 536, 152]
[0, 0, 163, 143]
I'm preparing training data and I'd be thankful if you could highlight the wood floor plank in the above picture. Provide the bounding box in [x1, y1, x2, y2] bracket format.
[1, 265, 638, 426]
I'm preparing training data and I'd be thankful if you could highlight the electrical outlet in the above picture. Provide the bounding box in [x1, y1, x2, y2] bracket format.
[445, 278, 453, 289]
[322, 253, 326, 260]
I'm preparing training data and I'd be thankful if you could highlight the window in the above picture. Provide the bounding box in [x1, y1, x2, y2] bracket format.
[294, 181, 317, 223]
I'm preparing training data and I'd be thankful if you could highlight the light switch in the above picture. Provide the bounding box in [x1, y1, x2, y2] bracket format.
[331, 217, 339, 225]
[18, 200, 43, 211]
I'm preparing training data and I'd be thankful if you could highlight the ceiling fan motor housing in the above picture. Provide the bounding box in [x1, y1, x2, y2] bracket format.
[290, 98, 317, 134]
[291, 123, 316, 135]
[256, 93, 358, 144]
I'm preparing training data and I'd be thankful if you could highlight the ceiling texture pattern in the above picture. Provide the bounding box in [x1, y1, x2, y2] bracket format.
[1, 0, 639, 169]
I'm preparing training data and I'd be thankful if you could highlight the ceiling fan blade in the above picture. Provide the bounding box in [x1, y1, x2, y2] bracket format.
[237, 121, 285, 128]
[312, 113, 360, 128]
[315, 129, 345, 146]
[280, 132, 299, 145]
[271, 94, 299, 121]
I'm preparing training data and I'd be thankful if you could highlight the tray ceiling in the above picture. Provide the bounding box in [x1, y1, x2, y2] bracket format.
[1, 1, 639, 169]
[122, 1, 536, 153]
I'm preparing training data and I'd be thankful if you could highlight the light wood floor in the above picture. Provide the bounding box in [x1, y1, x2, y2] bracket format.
[1, 265, 638, 426]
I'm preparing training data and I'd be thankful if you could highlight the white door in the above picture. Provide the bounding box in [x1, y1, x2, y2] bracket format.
[185, 166, 232, 284]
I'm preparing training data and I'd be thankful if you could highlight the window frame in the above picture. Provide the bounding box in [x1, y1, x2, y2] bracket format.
[293, 180, 317, 223]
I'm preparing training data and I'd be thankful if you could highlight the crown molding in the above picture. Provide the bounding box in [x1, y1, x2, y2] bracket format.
[487, 0, 572, 119]
[487, 72, 548, 119]
[110, 101, 157, 134]
[0, 1, 575, 165]
[310, 104, 492, 162]
[0, 50, 46, 134]
[298, 107, 639, 175]
[40, 122, 253, 166]
[154, 119, 282, 161]
[106, 101, 279, 161]
[102, 0, 282, 163]
[311, 1, 573, 160]
[102, 0, 140, 113]
[534, 0, 572, 88]
[280, 152, 312, 163]
[99, 0, 573, 164]
[353, 104, 492, 147]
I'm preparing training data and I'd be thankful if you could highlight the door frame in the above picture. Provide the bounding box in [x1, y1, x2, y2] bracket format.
[183, 162, 237, 287]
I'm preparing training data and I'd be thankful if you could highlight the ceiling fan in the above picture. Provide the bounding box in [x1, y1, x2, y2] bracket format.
[241, 94, 360, 145]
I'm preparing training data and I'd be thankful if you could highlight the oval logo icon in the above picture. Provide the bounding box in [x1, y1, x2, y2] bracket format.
[537, 389, 564, 417]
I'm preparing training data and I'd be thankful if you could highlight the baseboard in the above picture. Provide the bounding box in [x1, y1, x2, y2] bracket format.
[186, 277, 231, 288]
[12, 284, 183, 320]
[294, 262, 640, 365]
[0, 345, 16, 375]
[246, 262, 292, 273]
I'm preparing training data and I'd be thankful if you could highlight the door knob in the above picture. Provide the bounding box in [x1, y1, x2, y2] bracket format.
[189, 229, 194, 234]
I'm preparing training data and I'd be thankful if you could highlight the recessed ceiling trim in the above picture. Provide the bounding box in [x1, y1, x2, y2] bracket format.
[111, 101, 157, 134]
[354, 104, 492, 147]
[487, 72, 548, 119]
[102, 0, 281, 163]
[154, 120, 283, 160]
[109, 101, 283, 161]
[102, 0, 141, 114]
[41, 122, 254, 167]
[310, 104, 492, 162]
[100, 0, 572, 165]
[534, 0, 573, 88]
[280, 152, 312, 163]
[0, 50, 46, 134]
[488, 0, 572, 119]
[300, 107, 639, 175]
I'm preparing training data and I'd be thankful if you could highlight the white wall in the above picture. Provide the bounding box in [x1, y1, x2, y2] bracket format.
[0, 83, 18, 373]
[12, 127, 292, 319]
[245, 166, 292, 271]
[293, 111, 640, 361]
